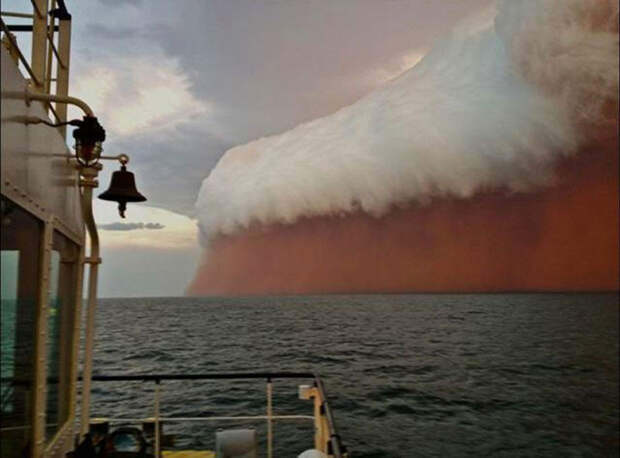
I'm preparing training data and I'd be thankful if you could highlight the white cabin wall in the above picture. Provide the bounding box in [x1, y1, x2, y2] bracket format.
[1, 46, 83, 240]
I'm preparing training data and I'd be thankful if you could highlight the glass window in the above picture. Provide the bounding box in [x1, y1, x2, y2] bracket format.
[45, 232, 79, 442]
[1, 196, 42, 458]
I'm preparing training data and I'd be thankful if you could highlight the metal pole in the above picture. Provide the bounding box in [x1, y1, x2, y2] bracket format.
[267, 380, 273, 458]
[68, 243, 85, 439]
[25, 91, 94, 117]
[30, 0, 48, 91]
[79, 167, 101, 436]
[154, 381, 161, 458]
[79, 257, 99, 435]
[0, 11, 36, 18]
[44, 2, 55, 95]
[314, 377, 343, 458]
[55, 14, 71, 137]
[1, 90, 95, 117]
[311, 388, 324, 452]
[31, 220, 53, 458]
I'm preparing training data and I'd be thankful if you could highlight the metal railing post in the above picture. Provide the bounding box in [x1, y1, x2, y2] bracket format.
[74, 373, 344, 456]
[54, 6, 71, 137]
[314, 377, 344, 458]
[79, 166, 102, 436]
[310, 387, 327, 453]
[44, 1, 56, 95]
[154, 380, 161, 458]
[30, 0, 48, 91]
[31, 219, 54, 458]
[266, 379, 273, 458]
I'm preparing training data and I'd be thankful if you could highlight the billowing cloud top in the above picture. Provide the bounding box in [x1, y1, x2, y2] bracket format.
[196, 0, 618, 241]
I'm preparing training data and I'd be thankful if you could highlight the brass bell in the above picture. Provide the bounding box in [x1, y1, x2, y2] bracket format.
[98, 164, 146, 218]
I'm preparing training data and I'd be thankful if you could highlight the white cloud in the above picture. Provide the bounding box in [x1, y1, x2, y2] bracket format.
[196, 0, 618, 241]
[70, 55, 208, 137]
[94, 202, 198, 249]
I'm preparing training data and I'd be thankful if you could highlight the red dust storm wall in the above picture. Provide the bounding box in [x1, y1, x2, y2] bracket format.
[189, 0, 619, 296]
[189, 136, 618, 295]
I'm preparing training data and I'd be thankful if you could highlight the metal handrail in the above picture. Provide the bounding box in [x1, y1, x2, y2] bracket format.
[80, 372, 347, 458]
[85, 372, 315, 382]
[0, 11, 35, 18]
[1, 372, 348, 456]
[94, 415, 315, 423]
[315, 376, 345, 457]
[0, 18, 42, 86]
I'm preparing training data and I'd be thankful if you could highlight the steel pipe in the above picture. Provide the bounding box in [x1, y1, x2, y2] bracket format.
[78, 166, 102, 436]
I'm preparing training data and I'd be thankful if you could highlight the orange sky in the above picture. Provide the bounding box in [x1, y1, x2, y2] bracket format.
[189, 128, 618, 295]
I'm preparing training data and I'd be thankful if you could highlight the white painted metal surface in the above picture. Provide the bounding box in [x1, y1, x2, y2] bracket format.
[1, 16, 87, 456]
[1, 46, 84, 239]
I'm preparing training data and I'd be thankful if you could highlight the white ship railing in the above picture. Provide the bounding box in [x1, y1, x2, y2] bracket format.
[82, 372, 347, 458]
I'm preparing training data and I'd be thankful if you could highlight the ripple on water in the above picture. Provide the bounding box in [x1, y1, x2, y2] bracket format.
[90, 294, 619, 457]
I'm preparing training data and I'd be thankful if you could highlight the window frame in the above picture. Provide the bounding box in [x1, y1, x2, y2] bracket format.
[0, 194, 85, 458]
[44, 230, 82, 445]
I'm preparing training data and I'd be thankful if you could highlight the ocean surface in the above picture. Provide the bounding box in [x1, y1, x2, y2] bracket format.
[87, 294, 619, 457]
